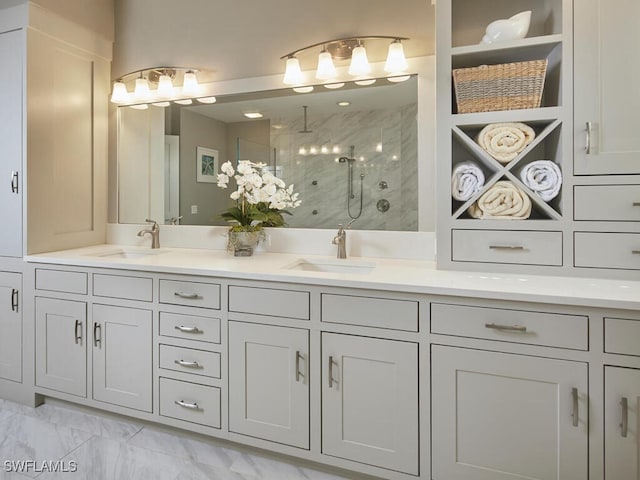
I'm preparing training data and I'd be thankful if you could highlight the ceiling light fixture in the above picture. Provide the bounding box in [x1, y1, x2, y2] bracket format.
[243, 112, 264, 119]
[280, 36, 409, 88]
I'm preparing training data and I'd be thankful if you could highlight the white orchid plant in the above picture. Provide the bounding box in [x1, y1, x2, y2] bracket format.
[216, 160, 301, 231]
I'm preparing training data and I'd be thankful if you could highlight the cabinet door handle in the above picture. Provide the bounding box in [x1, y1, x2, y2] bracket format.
[74, 320, 82, 345]
[633, 202, 640, 207]
[10, 171, 18, 194]
[485, 323, 527, 333]
[632, 250, 640, 255]
[174, 292, 200, 299]
[295, 351, 305, 383]
[10, 288, 18, 312]
[174, 359, 202, 369]
[93, 322, 101, 347]
[620, 397, 628, 438]
[174, 399, 200, 410]
[174, 325, 202, 334]
[585, 121, 593, 154]
[571, 387, 579, 427]
[328, 355, 335, 388]
[489, 245, 525, 251]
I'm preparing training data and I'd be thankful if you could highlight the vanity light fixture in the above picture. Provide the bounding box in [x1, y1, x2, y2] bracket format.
[280, 36, 409, 88]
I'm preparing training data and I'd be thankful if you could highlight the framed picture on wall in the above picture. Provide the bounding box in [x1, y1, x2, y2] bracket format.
[196, 146, 218, 183]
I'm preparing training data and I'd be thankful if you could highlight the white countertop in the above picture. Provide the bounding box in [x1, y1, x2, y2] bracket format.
[26, 244, 640, 311]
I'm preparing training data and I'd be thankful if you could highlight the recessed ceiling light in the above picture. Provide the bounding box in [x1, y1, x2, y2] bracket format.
[244, 112, 264, 119]
[337, 101, 351, 107]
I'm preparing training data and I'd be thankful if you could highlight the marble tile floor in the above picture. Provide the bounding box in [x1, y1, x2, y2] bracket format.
[0, 399, 352, 480]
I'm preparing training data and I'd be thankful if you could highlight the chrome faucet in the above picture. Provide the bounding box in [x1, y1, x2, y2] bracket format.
[137, 219, 160, 248]
[332, 220, 355, 259]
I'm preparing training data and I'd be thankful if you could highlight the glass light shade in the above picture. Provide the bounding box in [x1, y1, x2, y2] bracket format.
[283, 57, 304, 85]
[157, 75, 175, 98]
[348, 45, 371, 76]
[110, 81, 129, 104]
[197, 96, 217, 104]
[182, 71, 200, 96]
[151, 101, 170, 107]
[130, 104, 148, 110]
[174, 99, 193, 105]
[315, 50, 337, 80]
[133, 78, 151, 102]
[293, 86, 314, 93]
[384, 41, 408, 74]
[387, 74, 411, 83]
[323, 82, 344, 89]
[354, 78, 376, 86]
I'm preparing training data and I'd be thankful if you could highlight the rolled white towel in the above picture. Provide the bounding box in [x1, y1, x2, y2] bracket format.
[468, 181, 532, 219]
[451, 161, 485, 201]
[519, 160, 562, 202]
[477, 123, 536, 164]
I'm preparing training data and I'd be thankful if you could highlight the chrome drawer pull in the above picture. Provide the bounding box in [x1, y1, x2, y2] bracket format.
[10, 288, 18, 312]
[74, 320, 82, 345]
[10, 171, 19, 193]
[489, 245, 525, 251]
[174, 292, 200, 299]
[174, 325, 202, 334]
[633, 202, 640, 207]
[572, 387, 579, 427]
[620, 397, 628, 438]
[174, 359, 202, 369]
[328, 355, 336, 388]
[295, 351, 305, 383]
[485, 323, 527, 333]
[175, 400, 200, 410]
[93, 322, 101, 347]
[585, 121, 593, 154]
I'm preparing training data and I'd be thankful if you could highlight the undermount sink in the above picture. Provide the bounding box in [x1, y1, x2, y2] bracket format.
[285, 258, 375, 275]
[88, 248, 168, 259]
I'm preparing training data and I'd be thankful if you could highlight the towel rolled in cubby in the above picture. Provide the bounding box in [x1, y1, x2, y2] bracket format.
[451, 161, 485, 201]
[468, 181, 532, 219]
[519, 160, 562, 202]
[477, 122, 535, 164]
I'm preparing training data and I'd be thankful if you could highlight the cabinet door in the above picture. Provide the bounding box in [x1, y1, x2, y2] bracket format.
[92, 304, 152, 412]
[0, 29, 23, 257]
[322, 333, 418, 475]
[432, 346, 588, 480]
[228, 321, 309, 449]
[0, 272, 21, 382]
[605, 366, 640, 479]
[35, 297, 86, 397]
[574, 0, 640, 174]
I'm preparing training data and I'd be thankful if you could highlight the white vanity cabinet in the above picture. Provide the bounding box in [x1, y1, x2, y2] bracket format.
[0, 272, 21, 383]
[228, 321, 310, 449]
[322, 333, 419, 475]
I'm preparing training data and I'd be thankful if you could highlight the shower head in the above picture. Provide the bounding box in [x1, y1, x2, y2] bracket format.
[338, 156, 355, 163]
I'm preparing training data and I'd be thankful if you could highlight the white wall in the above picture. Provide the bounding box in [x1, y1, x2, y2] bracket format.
[32, 0, 114, 41]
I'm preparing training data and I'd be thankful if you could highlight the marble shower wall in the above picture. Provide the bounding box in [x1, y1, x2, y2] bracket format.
[269, 103, 418, 231]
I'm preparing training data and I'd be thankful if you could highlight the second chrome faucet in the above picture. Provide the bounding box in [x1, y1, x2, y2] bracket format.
[332, 219, 356, 259]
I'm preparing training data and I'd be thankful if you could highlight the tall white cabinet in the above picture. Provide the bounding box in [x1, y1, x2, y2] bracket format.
[0, 272, 21, 383]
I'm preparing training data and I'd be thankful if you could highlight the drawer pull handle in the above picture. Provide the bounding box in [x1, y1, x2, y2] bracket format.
[174, 359, 202, 369]
[489, 245, 525, 251]
[633, 202, 640, 207]
[572, 387, 579, 427]
[295, 351, 306, 383]
[620, 397, 628, 438]
[328, 355, 336, 388]
[74, 320, 82, 345]
[485, 323, 527, 333]
[175, 400, 200, 410]
[585, 121, 593, 154]
[174, 292, 200, 299]
[10, 288, 18, 312]
[174, 325, 202, 334]
[93, 322, 101, 347]
[10, 171, 19, 193]
[632, 250, 640, 255]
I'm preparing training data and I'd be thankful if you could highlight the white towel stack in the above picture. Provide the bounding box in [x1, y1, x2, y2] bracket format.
[477, 123, 536, 164]
[468, 181, 532, 220]
[451, 161, 485, 201]
[519, 160, 562, 201]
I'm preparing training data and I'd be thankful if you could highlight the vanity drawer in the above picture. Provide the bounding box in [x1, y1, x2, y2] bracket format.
[574, 185, 640, 221]
[605, 317, 640, 356]
[159, 345, 221, 378]
[35, 269, 87, 295]
[452, 230, 563, 266]
[93, 273, 153, 302]
[159, 280, 220, 310]
[431, 303, 589, 350]
[159, 377, 220, 429]
[574, 232, 640, 270]
[321, 293, 418, 331]
[159, 312, 221, 344]
[228, 285, 309, 320]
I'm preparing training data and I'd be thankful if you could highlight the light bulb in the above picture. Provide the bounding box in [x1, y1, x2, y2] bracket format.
[384, 40, 409, 74]
[110, 81, 129, 104]
[182, 71, 200, 97]
[316, 50, 337, 80]
[348, 44, 371, 76]
[283, 57, 304, 85]
[157, 74, 174, 98]
[133, 77, 151, 102]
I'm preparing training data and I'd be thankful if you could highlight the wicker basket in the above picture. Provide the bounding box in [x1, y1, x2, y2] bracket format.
[452, 59, 548, 114]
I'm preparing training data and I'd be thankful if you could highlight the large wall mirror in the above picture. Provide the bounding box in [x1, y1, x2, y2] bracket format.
[117, 75, 419, 231]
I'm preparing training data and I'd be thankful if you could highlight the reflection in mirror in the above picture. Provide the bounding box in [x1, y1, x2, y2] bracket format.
[118, 76, 418, 231]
